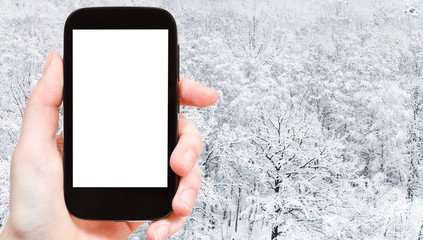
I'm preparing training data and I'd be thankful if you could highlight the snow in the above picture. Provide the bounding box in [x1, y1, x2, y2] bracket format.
[0, 0, 422, 239]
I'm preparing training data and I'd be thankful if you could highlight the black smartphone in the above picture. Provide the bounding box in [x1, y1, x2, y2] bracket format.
[63, 7, 179, 221]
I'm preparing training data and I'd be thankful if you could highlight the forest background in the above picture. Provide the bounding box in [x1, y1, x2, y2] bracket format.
[0, 0, 423, 239]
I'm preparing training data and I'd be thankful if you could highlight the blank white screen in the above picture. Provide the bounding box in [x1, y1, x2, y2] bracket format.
[72, 29, 168, 187]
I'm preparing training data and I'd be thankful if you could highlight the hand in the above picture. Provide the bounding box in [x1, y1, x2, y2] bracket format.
[0, 52, 218, 240]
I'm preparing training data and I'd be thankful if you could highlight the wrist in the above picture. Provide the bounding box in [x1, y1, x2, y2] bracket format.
[0, 219, 76, 240]
[0, 224, 14, 240]
[0, 222, 29, 240]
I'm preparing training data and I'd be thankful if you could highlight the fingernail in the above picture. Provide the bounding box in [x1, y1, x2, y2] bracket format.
[182, 150, 196, 175]
[43, 52, 53, 73]
[155, 225, 169, 240]
[180, 189, 196, 212]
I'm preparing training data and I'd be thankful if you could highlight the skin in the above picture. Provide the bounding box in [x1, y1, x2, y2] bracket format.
[0, 52, 218, 240]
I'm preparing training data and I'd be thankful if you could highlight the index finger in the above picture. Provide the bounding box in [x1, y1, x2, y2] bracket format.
[179, 77, 218, 107]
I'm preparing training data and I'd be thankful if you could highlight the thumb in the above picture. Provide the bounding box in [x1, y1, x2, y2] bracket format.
[18, 51, 63, 151]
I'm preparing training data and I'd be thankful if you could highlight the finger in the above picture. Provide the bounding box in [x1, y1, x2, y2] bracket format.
[18, 52, 63, 151]
[170, 114, 203, 177]
[146, 164, 201, 239]
[146, 212, 186, 240]
[179, 77, 218, 107]
[172, 163, 201, 217]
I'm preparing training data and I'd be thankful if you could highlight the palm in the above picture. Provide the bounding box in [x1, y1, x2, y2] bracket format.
[70, 216, 141, 239]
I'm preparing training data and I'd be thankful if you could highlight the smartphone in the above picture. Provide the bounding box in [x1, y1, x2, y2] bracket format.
[63, 7, 179, 221]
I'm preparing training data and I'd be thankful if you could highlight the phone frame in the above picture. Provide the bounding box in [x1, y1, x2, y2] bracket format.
[63, 7, 179, 221]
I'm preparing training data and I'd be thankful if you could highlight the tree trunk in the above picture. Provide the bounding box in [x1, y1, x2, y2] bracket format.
[235, 186, 241, 232]
[271, 225, 279, 239]
[271, 177, 282, 239]
[210, 204, 216, 229]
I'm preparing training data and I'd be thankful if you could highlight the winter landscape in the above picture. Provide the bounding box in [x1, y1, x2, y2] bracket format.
[1, 0, 423, 239]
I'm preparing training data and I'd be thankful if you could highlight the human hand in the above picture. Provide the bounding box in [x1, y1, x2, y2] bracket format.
[0, 52, 218, 240]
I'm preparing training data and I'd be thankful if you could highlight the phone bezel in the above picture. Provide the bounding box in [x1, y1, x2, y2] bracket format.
[63, 7, 179, 221]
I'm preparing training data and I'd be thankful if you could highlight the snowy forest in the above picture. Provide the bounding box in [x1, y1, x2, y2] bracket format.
[1, 0, 423, 239]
